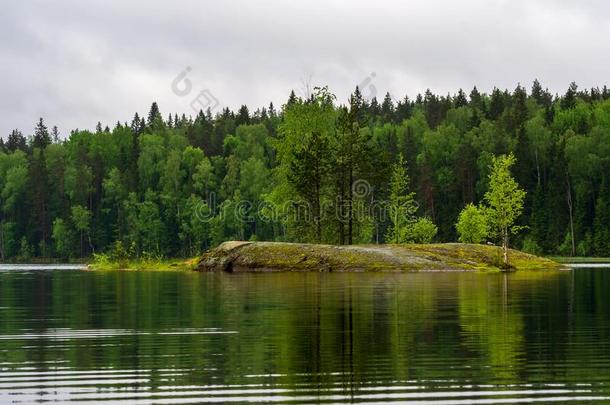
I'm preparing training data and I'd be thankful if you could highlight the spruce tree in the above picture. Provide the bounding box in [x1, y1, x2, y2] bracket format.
[395, 95, 413, 123]
[469, 86, 484, 111]
[33, 118, 51, 149]
[488, 88, 505, 120]
[561, 82, 578, 110]
[236, 105, 250, 126]
[386, 154, 418, 243]
[51, 126, 60, 143]
[381, 92, 394, 122]
[6, 129, 27, 152]
[454, 89, 468, 108]
[147, 102, 161, 125]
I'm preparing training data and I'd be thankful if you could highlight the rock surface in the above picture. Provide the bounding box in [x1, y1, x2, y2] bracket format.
[197, 241, 564, 273]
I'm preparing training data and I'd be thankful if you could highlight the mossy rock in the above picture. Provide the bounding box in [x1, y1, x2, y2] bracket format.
[197, 242, 564, 273]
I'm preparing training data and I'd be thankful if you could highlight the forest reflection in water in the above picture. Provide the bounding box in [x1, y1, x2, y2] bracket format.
[0, 268, 609, 403]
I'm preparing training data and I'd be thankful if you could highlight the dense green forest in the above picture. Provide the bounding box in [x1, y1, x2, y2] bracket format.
[1, 80, 610, 261]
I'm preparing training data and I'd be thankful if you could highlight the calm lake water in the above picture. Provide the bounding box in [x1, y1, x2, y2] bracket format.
[1, 267, 610, 404]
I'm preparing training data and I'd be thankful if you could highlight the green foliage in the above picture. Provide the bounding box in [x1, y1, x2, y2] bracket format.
[1, 84, 610, 259]
[0, 221, 17, 259]
[405, 217, 438, 243]
[484, 153, 527, 264]
[70, 205, 91, 233]
[18, 237, 32, 261]
[385, 155, 439, 244]
[456, 203, 489, 243]
[52, 218, 73, 259]
[559, 231, 579, 257]
[386, 154, 418, 243]
[522, 235, 542, 255]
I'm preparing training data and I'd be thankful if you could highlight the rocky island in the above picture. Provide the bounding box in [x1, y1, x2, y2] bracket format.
[197, 241, 564, 273]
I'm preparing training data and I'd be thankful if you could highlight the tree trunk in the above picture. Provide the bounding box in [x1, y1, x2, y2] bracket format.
[0, 220, 4, 262]
[348, 169, 353, 245]
[502, 227, 509, 266]
[338, 175, 345, 245]
[314, 179, 321, 243]
[566, 174, 576, 257]
[535, 149, 541, 186]
[87, 232, 95, 254]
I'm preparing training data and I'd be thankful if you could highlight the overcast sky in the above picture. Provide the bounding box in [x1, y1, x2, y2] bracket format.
[2, 0, 610, 138]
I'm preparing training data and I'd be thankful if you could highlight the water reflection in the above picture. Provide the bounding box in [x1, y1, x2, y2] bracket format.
[0, 268, 610, 403]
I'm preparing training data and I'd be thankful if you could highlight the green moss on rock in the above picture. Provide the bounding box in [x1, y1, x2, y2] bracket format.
[197, 242, 564, 273]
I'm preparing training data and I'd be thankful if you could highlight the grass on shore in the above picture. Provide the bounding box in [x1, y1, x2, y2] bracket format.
[89, 254, 198, 271]
[407, 243, 563, 271]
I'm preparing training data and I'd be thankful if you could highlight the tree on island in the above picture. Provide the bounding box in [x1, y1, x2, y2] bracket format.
[278, 86, 335, 243]
[386, 154, 437, 244]
[486, 154, 526, 265]
[456, 203, 489, 244]
[456, 153, 526, 266]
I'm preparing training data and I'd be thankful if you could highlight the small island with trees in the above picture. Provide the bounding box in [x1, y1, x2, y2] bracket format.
[198, 151, 559, 273]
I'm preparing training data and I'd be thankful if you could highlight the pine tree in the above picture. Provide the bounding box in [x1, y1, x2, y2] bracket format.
[51, 126, 60, 143]
[510, 84, 528, 133]
[33, 118, 51, 149]
[386, 154, 418, 243]
[469, 86, 485, 112]
[334, 87, 371, 244]
[368, 97, 381, 119]
[381, 92, 394, 122]
[6, 129, 27, 152]
[289, 131, 330, 242]
[531, 79, 544, 104]
[561, 82, 578, 110]
[395, 95, 413, 123]
[28, 148, 51, 256]
[593, 183, 610, 256]
[286, 90, 298, 106]
[147, 102, 161, 125]
[236, 105, 250, 126]
[488, 88, 505, 120]
[423, 89, 443, 128]
[454, 89, 468, 108]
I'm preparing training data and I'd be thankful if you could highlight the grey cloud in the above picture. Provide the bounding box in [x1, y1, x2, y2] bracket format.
[1, 0, 610, 138]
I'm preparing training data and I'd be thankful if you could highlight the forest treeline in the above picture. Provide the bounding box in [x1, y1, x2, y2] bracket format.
[1, 80, 609, 260]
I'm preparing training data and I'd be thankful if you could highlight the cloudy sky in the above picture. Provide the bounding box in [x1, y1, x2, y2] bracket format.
[2, 0, 609, 138]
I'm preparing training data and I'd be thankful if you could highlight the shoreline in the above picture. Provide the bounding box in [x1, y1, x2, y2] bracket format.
[13, 248, 603, 272]
[87, 257, 198, 271]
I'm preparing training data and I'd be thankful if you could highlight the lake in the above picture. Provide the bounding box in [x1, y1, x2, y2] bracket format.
[1, 267, 610, 403]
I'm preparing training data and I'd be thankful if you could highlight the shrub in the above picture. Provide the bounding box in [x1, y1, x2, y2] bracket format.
[456, 203, 489, 243]
[403, 217, 438, 243]
[522, 235, 542, 255]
